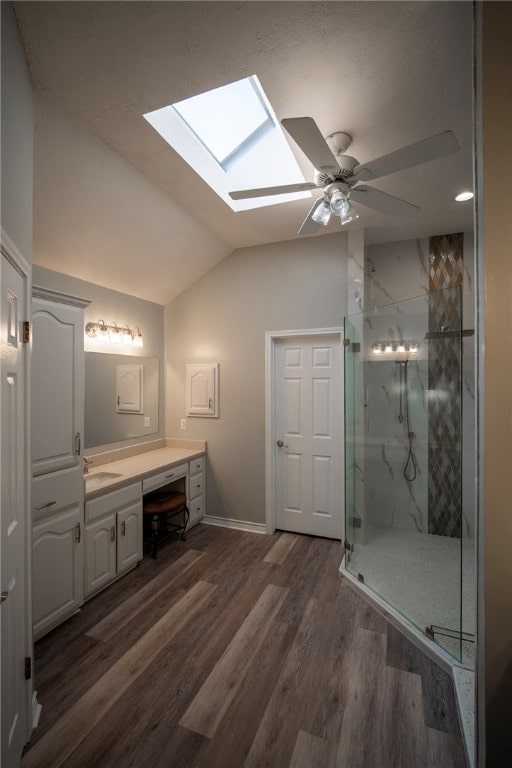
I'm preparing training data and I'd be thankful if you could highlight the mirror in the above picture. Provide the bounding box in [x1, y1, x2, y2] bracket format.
[85, 352, 159, 448]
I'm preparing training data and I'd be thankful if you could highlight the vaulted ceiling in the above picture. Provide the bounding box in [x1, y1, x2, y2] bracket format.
[15, 1, 474, 304]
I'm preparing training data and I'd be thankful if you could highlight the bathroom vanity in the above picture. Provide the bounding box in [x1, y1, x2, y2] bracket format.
[83, 445, 205, 599]
[32, 443, 205, 639]
[30, 285, 206, 640]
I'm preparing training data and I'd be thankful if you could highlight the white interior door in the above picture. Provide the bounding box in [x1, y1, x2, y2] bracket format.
[274, 334, 343, 539]
[1, 253, 29, 767]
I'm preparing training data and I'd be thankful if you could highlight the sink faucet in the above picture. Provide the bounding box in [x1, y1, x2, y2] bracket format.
[84, 456, 93, 474]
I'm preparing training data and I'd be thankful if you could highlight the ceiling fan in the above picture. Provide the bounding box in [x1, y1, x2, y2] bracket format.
[229, 117, 460, 235]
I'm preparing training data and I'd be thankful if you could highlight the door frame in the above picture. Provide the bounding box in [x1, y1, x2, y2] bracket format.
[265, 327, 344, 536]
[0, 227, 37, 752]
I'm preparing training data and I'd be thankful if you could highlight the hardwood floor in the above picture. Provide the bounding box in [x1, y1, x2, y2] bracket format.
[22, 525, 467, 768]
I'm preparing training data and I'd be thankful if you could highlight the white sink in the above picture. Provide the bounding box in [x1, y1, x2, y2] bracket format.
[85, 471, 123, 491]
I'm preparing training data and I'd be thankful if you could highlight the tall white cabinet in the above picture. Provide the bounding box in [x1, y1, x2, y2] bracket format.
[31, 287, 89, 640]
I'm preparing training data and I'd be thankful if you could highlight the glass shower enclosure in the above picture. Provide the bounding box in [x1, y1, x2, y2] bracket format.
[343, 287, 474, 664]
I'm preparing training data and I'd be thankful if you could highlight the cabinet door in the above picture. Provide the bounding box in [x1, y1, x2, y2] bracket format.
[84, 514, 116, 598]
[186, 363, 218, 417]
[32, 294, 85, 476]
[117, 502, 142, 574]
[32, 505, 83, 639]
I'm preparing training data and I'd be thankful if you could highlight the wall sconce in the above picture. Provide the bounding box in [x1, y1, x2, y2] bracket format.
[371, 340, 419, 356]
[85, 320, 144, 348]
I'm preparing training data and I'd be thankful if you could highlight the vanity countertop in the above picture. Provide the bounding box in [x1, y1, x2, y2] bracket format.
[85, 445, 205, 499]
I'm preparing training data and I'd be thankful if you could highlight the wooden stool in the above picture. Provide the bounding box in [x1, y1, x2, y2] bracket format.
[143, 489, 189, 558]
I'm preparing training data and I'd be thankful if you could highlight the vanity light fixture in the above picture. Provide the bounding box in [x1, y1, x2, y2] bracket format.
[371, 341, 419, 356]
[85, 320, 144, 347]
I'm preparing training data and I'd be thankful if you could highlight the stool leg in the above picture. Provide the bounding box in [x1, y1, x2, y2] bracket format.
[151, 514, 160, 558]
[180, 505, 190, 541]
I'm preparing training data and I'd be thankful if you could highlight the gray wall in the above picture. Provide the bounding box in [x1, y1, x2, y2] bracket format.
[1, 2, 33, 258]
[165, 232, 348, 526]
[33, 266, 165, 453]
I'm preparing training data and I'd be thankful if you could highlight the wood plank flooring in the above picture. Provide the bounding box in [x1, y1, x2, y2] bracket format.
[23, 525, 468, 768]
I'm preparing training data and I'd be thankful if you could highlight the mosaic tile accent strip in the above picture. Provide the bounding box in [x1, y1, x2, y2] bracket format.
[428, 234, 463, 537]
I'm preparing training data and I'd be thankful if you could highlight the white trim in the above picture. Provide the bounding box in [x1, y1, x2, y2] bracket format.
[31, 692, 42, 729]
[201, 515, 267, 535]
[0, 227, 31, 277]
[0, 228, 37, 740]
[265, 327, 344, 536]
[32, 285, 90, 309]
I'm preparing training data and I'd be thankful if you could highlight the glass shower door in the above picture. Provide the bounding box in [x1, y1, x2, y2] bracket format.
[343, 289, 465, 663]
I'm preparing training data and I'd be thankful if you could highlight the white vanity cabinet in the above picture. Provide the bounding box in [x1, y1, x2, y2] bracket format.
[31, 288, 89, 639]
[32, 287, 89, 477]
[84, 482, 142, 598]
[188, 456, 205, 526]
[32, 496, 83, 640]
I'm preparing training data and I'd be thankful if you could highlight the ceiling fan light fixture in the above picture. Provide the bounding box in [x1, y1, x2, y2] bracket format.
[311, 199, 331, 226]
[329, 189, 349, 216]
[339, 202, 360, 226]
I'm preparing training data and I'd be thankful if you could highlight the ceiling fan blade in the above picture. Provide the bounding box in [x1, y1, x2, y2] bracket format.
[352, 130, 460, 182]
[229, 182, 316, 200]
[350, 186, 419, 219]
[281, 117, 340, 173]
[297, 198, 325, 235]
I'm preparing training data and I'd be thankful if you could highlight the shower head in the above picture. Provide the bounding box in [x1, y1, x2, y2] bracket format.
[424, 328, 474, 340]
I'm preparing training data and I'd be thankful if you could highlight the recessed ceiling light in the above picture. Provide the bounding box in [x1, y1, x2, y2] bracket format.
[455, 191, 474, 202]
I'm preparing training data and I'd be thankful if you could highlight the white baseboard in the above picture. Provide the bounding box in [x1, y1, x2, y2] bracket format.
[31, 690, 42, 729]
[201, 515, 267, 535]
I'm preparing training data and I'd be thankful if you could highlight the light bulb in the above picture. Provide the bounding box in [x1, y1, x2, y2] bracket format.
[133, 328, 143, 348]
[311, 200, 331, 226]
[339, 202, 360, 226]
[330, 190, 349, 216]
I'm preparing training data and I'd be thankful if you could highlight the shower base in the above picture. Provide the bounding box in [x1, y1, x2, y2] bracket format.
[344, 525, 476, 667]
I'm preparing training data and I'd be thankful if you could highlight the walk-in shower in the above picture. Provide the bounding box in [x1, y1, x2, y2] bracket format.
[343, 286, 475, 666]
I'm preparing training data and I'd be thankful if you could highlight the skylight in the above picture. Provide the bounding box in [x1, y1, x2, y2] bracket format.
[143, 75, 311, 212]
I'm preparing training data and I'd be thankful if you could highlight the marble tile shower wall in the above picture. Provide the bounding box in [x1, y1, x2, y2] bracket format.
[362, 295, 430, 536]
[362, 235, 475, 542]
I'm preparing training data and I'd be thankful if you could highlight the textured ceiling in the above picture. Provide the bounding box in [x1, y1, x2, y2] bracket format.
[15, 1, 474, 304]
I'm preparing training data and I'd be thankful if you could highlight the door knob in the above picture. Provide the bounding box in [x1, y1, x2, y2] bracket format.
[276, 440, 288, 448]
[1, 591, 8, 603]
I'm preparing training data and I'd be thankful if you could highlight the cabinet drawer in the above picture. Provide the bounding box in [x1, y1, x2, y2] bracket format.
[32, 465, 83, 521]
[142, 463, 188, 494]
[189, 473, 204, 501]
[189, 456, 204, 476]
[85, 481, 141, 524]
[189, 494, 204, 525]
